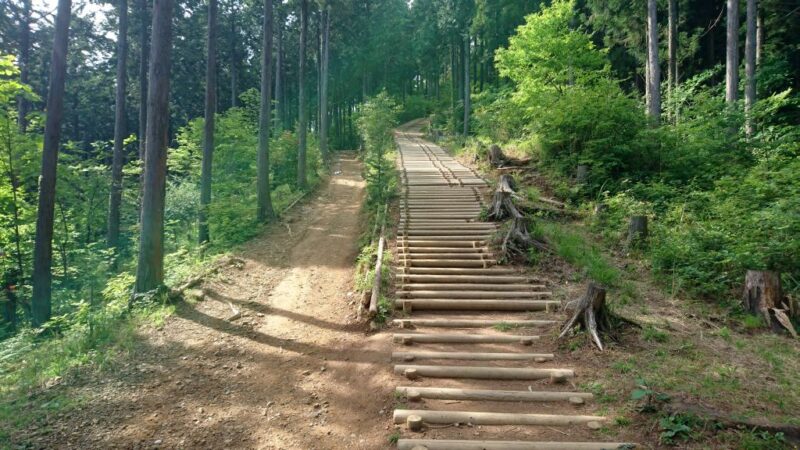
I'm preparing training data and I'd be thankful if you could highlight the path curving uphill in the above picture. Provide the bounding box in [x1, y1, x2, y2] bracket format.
[391, 122, 634, 449]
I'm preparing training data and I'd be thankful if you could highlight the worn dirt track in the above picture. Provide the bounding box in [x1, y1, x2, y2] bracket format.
[15, 155, 396, 449]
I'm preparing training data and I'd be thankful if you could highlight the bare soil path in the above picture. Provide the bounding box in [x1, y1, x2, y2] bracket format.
[15, 154, 395, 449]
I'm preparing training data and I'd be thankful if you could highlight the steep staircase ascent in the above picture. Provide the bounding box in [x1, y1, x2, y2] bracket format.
[390, 127, 633, 450]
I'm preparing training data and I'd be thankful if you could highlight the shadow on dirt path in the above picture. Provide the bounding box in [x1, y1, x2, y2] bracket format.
[14, 154, 395, 450]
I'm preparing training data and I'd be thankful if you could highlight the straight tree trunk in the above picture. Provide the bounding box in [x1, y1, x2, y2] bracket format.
[107, 0, 128, 249]
[725, 0, 740, 104]
[199, 0, 217, 245]
[135, 0, 174, 294]
[17, 0, 32, 132]
[31, 0, 72, 327]
[667, 0, 677, 117]
[138, 0, 149, 161]
[257, 0, 276, 222]
[744, 0, 757, 137]
[319, 4, 330, 162]
[646, 0, 661, 123]
[229, 7, 238, 108]
[463, 33, 470, 137]
[756, 12, 763, 66]
[296, 0, 308, 189]
[275, 16, 283, 131]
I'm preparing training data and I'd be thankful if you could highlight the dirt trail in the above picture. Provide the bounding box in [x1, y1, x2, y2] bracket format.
[17, 155, 395, 449]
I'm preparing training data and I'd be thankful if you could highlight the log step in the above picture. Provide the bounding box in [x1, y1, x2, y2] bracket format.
[398, 253, 492, 260]
[400, 283, 546, 291]
[398, 299, 559, 311]
[395, 386, 593, 402]
[393, 318, 558, 328]
[393, 410, 604, 427]
[398, 247, 492, 254]
[392, 351, 554, 362]
[396, 274, 529, 283]
[397, 291, 552, 299]
[397, 440, 633, 450]
[399, 260, 497, 268]
[394, 364, 573, 380]
[393, 333, 540, 345]
[402, 268, 519, 275]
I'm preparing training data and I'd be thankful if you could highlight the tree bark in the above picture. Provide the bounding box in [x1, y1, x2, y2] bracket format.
[646, 0, 661, 123]
[319, 4, 330, 162]
[744, 0, 757, 137]
[31, 0, 72, 327]
[559, 283, 610, 350]
[257, 0, 276, 222]
[742, 270, 795, 335]
[137, 0, 149, 161]
[229, 5, 238, 108]
[627, 216, 648, 245]
[17, 0, 32, 132]
[135, 0, 174, 294]
[199, 0, 217, 245]
[725, 0, 740, 104]
[756, 11, 763, 66]
[107, 0, 128, 249]
[274, 14, 283, 131]
[296, 0, 308, 189]
[667, 0, 677, 117]
[463, 33, 470, 137]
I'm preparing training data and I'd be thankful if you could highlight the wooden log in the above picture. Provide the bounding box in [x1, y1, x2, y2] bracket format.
[392, 318, 557, 328]
[393, 410, 602, 427]
[396, 290, 551, 299]
[406, 414, 423, 432]
[368, 233, 385, 317]
[401, 268, 519, 275]
[626, 215, 648, 245]
[397, 299, 559, 311]
[393, 333, 540, 345]
[393, 365, 573, 380]
[399, 283, 546, 291]
[397, 440, 634, 450]
[395, 386, 593, 403]
[392, 351, 554, 361]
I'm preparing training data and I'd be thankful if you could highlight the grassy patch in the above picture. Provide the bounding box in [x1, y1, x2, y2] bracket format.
[536, 221, 621, 287]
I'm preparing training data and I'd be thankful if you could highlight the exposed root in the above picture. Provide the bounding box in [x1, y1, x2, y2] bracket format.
[559, 282, 638, 351]
[487, 144, 531, 168]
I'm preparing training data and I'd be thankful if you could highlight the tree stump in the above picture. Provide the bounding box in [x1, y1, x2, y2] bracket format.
[627, 215, 648, 246]
[488, 144, 507, 168]
[559, 282, 612, 350]
[743, 270, 795, 336]
[487, 174, 548, 261]
[407, 414, 424, 432]
[575, 164, 589, 184]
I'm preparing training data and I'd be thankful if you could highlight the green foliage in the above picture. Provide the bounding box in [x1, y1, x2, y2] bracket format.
[658, 413, 700, 445]
[536, 222, 620, 287]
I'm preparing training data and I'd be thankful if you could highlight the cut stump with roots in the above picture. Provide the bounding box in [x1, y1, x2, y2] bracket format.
[486, 174, 547, 261]
[558, 282, 636, 351]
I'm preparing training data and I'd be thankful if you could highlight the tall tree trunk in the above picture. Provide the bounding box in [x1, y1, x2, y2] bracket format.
[646, 0, 661, 123]
[756, 11, 763, 66]
[744, 0, 757, 137]
[667, 0, 677, 119]
[296, 0, 308, 189]
[275, 16, 283, 131]
[199, 0, 217, 245]
[463, 33, 470, 137]
[31, 0, 72, 327]
[725, 0, 740, 104]
[257, 0, 276, 222]
[2, 116, 23, 327]
[107, 0, 128, 249]
[137, 0, 149, 161]
[319, 4, 330, 162]
[17, 0, 32, 132]
[229, 6, 238, 108]
[135, 0, 174, 294]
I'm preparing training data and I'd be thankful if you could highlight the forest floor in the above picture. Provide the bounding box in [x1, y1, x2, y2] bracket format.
[9, 154, 397, 449]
